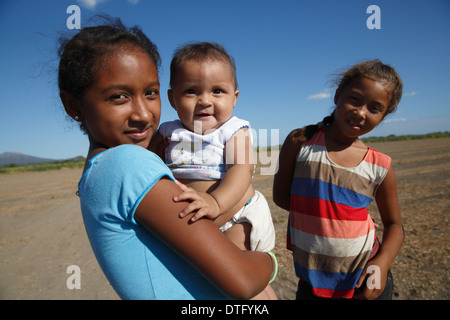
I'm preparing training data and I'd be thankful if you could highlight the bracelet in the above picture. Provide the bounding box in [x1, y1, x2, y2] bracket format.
[267, 251, 278, 284]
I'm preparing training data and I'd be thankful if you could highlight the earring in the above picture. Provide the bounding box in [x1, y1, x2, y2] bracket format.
[74, 116, 79, 121]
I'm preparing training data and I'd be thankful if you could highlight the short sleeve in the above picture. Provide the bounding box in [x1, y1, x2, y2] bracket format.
[220, 116, 252, 144]
[79, 144, 175, 227]
[158, 120, 183, 139]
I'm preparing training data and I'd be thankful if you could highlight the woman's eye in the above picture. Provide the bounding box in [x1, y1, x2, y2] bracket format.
[146, 89, 159, 97]
[110, 93, 127, 101]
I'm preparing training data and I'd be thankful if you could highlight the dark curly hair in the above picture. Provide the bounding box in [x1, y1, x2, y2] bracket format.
[58, 16, 161, 133]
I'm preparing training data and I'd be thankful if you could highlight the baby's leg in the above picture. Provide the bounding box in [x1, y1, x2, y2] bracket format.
[223, 222, 278, 300]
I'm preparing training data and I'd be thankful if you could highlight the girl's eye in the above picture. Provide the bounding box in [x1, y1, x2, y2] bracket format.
[110, 93, 127, 102]
[146, 89, 159, 97]
[369, 104, 384, 114]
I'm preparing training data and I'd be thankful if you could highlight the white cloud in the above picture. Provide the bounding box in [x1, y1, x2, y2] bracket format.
[404, 91, 418, 97]
[77, 0, 109, 10]
[382, 118, 407, 123]
[307, 92, 331, 100]
[77, 0, 139, 10]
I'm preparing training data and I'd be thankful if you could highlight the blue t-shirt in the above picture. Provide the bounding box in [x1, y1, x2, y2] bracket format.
[78, 144, 228, 300]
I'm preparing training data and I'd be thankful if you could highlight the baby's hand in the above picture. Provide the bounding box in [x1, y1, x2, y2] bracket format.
[173, 181, 221, 222]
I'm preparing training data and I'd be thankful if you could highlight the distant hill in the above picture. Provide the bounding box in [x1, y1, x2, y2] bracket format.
[0, 152, 59, 166]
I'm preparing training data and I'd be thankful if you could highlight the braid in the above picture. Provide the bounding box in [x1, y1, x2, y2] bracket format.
[291, 112, 334, 144]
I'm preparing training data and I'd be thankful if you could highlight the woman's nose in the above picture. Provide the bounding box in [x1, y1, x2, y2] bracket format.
[130, 97, 151, 122]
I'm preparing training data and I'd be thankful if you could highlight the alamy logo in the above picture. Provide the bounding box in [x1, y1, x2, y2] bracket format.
[168, 121, 280, 175]
[66, 5, 81, 30]
[66, 265, 81, 289]
[366, 5, 381, 30]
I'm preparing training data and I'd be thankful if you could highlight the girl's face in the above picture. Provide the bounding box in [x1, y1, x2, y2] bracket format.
[333, 77, 390, 140]
[79, 48, 160, 149]
[168, 60, 239, 134]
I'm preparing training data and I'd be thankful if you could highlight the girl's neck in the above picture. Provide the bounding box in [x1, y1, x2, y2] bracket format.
[324, 125, 368, 168]
[325, 124, 360, 150]
[83, 140, 108, 172]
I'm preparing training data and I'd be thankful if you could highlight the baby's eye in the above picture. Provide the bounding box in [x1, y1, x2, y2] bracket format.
[185, 89, 196, 94]
[213, 89, 224, 94]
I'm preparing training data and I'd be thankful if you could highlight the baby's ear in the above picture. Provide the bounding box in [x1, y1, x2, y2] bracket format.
[233, 90, 239, 108]
[60, 91, 82, 122]
[167, 89, 177, 111]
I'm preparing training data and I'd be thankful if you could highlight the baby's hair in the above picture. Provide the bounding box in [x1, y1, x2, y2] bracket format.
[58, 15, 160, 101]
[169, 42, 238, 90]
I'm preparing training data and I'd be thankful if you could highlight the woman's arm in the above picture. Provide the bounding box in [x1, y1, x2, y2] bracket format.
[134, 177, 274, 299]
[273, 129, 303, 211]
[355, 167, 404, 299]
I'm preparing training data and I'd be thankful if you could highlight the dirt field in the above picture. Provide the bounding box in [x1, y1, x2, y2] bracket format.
[1, 137, 449, 300]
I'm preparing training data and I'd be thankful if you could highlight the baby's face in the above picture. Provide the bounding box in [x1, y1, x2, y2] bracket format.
[168, 60, 239, 134]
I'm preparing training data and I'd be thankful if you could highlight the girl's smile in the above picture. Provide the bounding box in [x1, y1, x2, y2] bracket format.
[79, 48, 161, 149]
[332, 77, 390, 142]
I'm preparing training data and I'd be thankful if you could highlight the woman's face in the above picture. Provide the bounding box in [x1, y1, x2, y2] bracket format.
[79, 47, 161, 149]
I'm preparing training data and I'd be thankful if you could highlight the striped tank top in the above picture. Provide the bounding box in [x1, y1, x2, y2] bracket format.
[287, 128, 391, 298]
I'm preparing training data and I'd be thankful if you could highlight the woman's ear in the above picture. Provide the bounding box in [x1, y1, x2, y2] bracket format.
[60, 91, 82, 121]
[167, 89, 177, 111]
[333, 92, 340, 105]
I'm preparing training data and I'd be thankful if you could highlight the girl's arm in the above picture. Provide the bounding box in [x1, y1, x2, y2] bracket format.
[273, 129, 303, 211]
[134, 177, 274, 299]
[176, 128, 254, 222]
[355, 166, 404, 300]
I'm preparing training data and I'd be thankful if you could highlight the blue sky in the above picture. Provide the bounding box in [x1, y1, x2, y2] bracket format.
[1, 0, 449, 159]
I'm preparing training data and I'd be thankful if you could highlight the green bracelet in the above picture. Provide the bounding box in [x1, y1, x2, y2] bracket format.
[267, 251, 278, 284]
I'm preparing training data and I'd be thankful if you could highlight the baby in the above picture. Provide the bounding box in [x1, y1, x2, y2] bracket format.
[150, 42, 276, 299]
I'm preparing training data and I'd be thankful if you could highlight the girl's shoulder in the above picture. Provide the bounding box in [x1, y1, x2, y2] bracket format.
[89, 145, 169, 177]
[287, 124, 322, 145]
